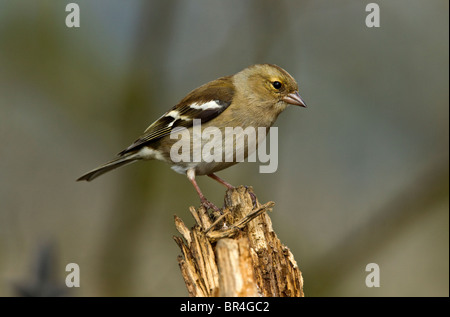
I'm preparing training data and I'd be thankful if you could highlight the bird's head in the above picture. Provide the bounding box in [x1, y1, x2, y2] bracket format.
[236, 64, 307, 111]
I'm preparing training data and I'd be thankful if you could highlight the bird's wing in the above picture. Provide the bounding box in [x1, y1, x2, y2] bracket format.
[119, 76, 235, 155]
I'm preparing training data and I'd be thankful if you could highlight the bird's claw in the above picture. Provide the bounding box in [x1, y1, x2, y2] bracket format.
[201, 198, 222, 214]
[243, 185, 258, 209]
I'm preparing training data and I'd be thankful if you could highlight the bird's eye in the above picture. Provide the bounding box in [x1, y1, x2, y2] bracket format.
[272, 81, 282, 90]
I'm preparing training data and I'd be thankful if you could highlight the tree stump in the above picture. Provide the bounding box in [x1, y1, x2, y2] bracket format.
[173, 186, 304, 297]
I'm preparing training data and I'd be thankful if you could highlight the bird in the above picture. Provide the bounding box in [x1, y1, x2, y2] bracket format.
[77, 64, 306, 211]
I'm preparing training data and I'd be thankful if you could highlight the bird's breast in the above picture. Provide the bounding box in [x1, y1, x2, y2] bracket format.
[161, 124, 270, 175]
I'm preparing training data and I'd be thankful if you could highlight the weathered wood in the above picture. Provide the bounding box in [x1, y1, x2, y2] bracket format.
[174, 185, 304, 297]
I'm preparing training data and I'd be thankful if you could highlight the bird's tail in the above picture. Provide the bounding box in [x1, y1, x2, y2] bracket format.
[77, 154, 139, 182]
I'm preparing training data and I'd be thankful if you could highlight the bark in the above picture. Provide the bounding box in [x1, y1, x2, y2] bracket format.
[174, 186, 304, 297]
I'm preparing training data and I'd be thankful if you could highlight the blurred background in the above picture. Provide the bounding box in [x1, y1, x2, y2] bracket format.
[0, 0, 448, 297]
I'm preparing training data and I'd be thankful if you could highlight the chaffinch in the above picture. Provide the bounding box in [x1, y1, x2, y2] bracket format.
[78, 64, 306, 210]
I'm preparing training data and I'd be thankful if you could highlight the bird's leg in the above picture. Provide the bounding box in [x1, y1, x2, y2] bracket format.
[187, 169, 221, 213]
[208, 173, 258, 209]
[207, 173, 234, 190]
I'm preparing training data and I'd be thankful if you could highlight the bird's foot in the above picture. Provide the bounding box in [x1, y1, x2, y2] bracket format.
[243, 185, 258, 209]
[200, 197, 222, 214]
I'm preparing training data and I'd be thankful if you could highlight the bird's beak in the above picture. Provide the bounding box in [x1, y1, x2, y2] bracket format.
[283, 91, 307, 107]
